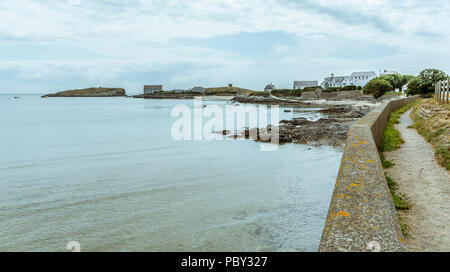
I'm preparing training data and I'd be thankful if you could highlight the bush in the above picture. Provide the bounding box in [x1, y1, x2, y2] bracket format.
[249, 92, 269, 97]
[341, 85, 359, 91]
[271, 89, 303, 97]
[363, 78, 393, 98]
[377, 74, 414, 92]
[406, 68, 448, 95]
[323, 87, 342, 92]
[302, 86, 323, 92]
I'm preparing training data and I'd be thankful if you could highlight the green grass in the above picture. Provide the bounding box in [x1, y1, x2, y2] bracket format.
[205, 86, 257, 95]
[380, 154, 395, 168]
[436, 145, 450, 170]
[385, 91, 402, 96]
[409, 102, 450, 171]
[386, 175, 409, 210]
[379, 99, 424, 238]
[398, 212, 409, 237]
[379, 99, 422, 152]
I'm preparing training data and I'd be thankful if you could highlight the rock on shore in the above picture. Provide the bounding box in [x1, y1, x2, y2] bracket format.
[42, 88, 126, 98]
[222, 105, 372, 146]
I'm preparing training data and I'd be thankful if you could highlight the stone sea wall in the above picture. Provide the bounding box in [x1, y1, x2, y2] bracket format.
[319, 96, 418, 252]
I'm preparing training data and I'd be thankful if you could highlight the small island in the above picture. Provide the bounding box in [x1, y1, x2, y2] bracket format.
[42, 87, 126, 98]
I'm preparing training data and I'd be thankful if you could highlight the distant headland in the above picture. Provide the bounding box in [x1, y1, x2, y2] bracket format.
[42, 87, 126, 98]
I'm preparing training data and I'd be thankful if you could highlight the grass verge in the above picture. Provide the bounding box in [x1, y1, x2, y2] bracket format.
[386, 175, 409, 210]
[379, 99, 422, 152]
[380, 154, 395, 168]
[379, 100, 421, 237]
[385, 174, 409, 237]
[409, 99, 450, 171]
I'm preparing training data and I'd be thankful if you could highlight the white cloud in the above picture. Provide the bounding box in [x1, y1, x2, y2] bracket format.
[67, 0, 81, 6]
[0, 0, 449, 92]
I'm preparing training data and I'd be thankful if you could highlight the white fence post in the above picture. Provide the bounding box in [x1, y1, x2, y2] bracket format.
[445, 79, 450, 104]
[435, 81, 438, 100]
[434, 80, 450, 104]
[437, 81, 441, 103]
[447, 79, 449, 103]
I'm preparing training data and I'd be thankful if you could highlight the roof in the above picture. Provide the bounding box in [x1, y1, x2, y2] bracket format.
[350, 71, 377, 77]
[144, 85, 163, 90]
[293, 81, 318, 87]
[191, 86, 206, 91]
[323, 76, 351, 83]
[381, 70, 399, 75]
[265, 83, 275, 89]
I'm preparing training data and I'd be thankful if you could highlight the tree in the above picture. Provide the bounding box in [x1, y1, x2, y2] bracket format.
[363, 78, 393, 98]
[406, 68, 448, 95]
[378, 74, 414, 92]
[405, 77, 426, 95]
[418, 68, 447, 86]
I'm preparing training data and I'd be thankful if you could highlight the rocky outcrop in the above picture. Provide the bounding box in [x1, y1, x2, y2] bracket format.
[133, 93, 201, 99]
[42, 88, 126, 98]
[221, 105, 372, 146]
[231, 95, 285, 104]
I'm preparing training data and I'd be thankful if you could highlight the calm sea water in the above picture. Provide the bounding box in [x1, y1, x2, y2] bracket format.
[0, 94, 342, 252]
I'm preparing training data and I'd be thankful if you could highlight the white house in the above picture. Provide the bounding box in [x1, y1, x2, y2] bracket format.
[321, 71, 377, 88]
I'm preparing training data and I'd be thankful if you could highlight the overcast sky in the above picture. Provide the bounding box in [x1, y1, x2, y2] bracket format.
[1, 0, 449, 93]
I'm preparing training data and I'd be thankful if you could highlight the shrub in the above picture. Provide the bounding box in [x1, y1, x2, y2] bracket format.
[302, 86, 323, 92]
[378, 74, 414, 92]
[323, 87, 342, 92]
[406, 68, 448, 95]
[341, 85, 359, 91]
[406, 77, 428, 95]
[418, 68, 448, 86]
[271, 89, 303, 97]
[363, 78, 393, 98]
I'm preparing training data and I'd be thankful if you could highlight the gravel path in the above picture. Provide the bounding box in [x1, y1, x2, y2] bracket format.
[384, 109, 450, 251]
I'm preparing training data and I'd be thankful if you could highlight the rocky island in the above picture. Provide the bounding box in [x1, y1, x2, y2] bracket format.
[42, 87, 126, 98]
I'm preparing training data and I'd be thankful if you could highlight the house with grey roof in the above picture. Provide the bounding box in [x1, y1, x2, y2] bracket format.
[321, 71, 377, 88]
[264, 83, 275, 92]
[321, 74, 352, 88]
[144, 85, 163, 94]
[293, 81, 319, 90]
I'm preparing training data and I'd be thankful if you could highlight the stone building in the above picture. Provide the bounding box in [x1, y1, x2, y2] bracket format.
[293, 81, 319, 90]
[143, 85, 163, 94]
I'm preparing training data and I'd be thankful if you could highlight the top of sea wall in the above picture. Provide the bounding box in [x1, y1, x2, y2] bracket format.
[319, 96, 418, 252]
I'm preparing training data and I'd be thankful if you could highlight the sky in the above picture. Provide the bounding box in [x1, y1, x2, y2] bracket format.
[1, 0, 450, 93]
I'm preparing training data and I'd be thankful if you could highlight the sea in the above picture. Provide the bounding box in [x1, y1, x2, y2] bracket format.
[0, 94, 342, 252]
